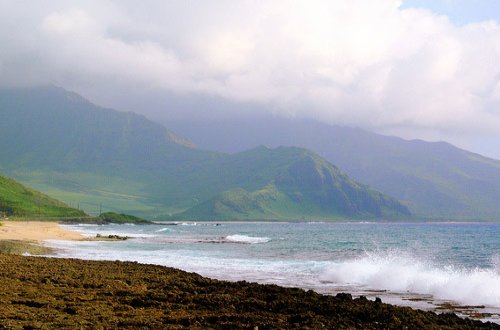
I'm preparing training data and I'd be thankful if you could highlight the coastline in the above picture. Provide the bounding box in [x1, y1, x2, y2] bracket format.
[0, 253, 497, 329]
[154, 220, 500, 225]
[0, 220, 498, 327]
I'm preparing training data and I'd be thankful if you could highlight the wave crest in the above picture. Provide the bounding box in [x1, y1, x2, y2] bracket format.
[319, 251, 500, 307]
[225, 234, 270, 244]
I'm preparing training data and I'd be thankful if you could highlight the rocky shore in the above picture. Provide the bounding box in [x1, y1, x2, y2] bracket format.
[0, 254, 497, 329]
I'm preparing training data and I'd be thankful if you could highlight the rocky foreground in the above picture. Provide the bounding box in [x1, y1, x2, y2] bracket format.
[0, 254, 497, 329]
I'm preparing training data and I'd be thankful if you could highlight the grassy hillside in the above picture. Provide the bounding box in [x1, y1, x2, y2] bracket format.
[98, 212, 151, 224]
[0, 175, 85, 217]
[169, 117, 500, 220]
[172, 146, 410, 220]
[0, 86, 410, 220]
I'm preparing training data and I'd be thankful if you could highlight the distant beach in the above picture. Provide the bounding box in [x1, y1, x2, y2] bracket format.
[0, 221, 84, 242]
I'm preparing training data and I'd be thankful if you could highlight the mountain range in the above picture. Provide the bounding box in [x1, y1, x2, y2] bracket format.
[0, 86, 410, 220]
[169, 116, 500, 220]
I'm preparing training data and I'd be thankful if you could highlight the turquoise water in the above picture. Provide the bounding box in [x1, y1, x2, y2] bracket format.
[50, 222, 500, 322]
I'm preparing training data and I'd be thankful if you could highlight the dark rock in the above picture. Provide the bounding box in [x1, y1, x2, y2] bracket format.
[0, 254, 497, 329]
[336, 293, 352, 301]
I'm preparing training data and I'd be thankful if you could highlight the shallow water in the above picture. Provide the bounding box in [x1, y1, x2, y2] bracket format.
[49, 221, 500, 323]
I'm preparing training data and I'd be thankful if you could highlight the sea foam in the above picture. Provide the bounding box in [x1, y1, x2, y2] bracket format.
[225, 234, 271, 244]
[156, 227, 173, 232]
[319, 251, 500, 307]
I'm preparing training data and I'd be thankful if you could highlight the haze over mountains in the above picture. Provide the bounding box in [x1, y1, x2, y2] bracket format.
[171, 117, 500, 220]
[0, 86, 410, 220]
[1, 85, 499, 220]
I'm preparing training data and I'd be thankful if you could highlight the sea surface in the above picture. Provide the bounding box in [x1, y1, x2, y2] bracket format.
[48, 222, 500, 323]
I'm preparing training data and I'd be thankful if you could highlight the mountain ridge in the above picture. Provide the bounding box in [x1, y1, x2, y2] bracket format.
[175, 147, 410, 220]
[167, 116, 500, 220]
[0, 86, 409, 220]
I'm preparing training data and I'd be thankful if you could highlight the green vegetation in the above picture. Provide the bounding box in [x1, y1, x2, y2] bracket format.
[0, 173, 149, 223]
[174, 186, 294, 221]
[175, 117, 500, 220]
[174, 151, 411, 221]
[0, 86, 410, 221]
[0, 175, 85, 218]
[98, 212, 152, 224]
[13, 170, 169, 218]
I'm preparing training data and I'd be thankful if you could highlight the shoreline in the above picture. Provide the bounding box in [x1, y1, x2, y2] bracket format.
[154, 220, 500, 225]
[0, 253, 497, 329]
[1, 220, 498, 327]
[0, 220, 86, 242]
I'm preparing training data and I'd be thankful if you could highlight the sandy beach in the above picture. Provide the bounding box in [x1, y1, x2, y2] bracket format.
[0, 221, 84, 242]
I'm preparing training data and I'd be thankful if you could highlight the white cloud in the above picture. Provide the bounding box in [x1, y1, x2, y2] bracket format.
[43, 8, 97, 34]
[1, 0, 500, 142]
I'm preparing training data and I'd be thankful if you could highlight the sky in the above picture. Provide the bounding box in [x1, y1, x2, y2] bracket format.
[0, 0, 499, 159]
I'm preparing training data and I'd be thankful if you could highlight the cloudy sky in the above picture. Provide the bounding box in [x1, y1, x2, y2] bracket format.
[1, 0, 500, 158]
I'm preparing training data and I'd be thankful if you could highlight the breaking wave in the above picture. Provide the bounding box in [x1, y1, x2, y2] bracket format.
[225, 234, 270, 244]
[319, 251, 500, 307]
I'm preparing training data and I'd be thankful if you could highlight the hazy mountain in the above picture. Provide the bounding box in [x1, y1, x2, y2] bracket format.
[168, 117, 500, 220]
[0, 86, 409, 220]
[175, 146, 410, 220]
[0, 174, 85, 217]
[0, 86, 196, 171]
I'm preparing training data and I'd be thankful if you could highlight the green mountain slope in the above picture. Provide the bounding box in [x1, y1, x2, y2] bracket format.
[0, 86, 214, 216]
[0, 175, 85, 217]
[170, 117, 500, 220]
[0, 85, 198, 171]
[176, 150, 410, 220]
[0, 86, 409, 220]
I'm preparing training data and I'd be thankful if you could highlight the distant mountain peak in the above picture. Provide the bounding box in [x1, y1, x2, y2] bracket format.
[168, 115, 500, 220]
[0, 86, 411, 220]
[0, 85, 198, 170]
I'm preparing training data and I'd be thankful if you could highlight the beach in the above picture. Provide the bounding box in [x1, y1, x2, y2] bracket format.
[0, 221, 85, 242]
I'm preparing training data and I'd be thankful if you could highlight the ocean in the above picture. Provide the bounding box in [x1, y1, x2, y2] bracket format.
[48, 221, 500, 323]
